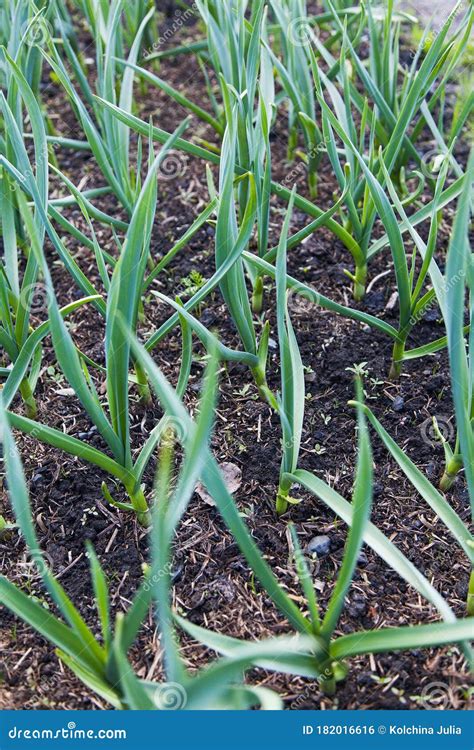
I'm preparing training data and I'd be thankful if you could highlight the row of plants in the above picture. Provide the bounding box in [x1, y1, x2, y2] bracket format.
[0, 0, 473, 708]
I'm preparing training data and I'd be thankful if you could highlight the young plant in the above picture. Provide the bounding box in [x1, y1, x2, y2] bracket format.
[71, 0, 156, 53]
[438, 149, 474, 493]
[298, 0, 472, 298]
[1, 102, 186, 523]
[40, 0, 155, 216]
[0, 362, 308, 710]
[0, 44, 102, 418]
[349, 395, 474, 617]
[128, 334, 474, 696]
[175, 369, 473, 694]
[317, 90, 471, 379]
[268, 0, 323, 197]
[274, 190, 305, 514]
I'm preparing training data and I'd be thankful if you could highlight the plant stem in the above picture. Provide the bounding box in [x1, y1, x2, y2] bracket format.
[251, 275, 264, 314]
[127, 482, 150, 527]
[353, 262, 367, 302]
[134, 361, 152, 405]
[468, 570, 474, 617]
[276, 475, 292, 516]
[439, 454, 463, 492]
[308, 167, 317, 199]
[19, 378, 37, 420]
[389, 339, 406, 380]
[319, 657, 337, 696]
[288, 126, 298, 161]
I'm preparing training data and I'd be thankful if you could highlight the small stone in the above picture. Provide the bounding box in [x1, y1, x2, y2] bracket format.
[348, 593, 367, 618]
[357, 551, 368, 565]
[425, 461, 438, 480]
[306, 535, 331, 556]
[200, 309, 215, 326]
[373, 482, 383, 498]
[365, 291, 385, 313]
[392, 395, 405, 412]
[424, 306, 440, 322]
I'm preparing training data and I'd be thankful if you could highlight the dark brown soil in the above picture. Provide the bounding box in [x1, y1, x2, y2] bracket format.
[0, 4, 472, 712]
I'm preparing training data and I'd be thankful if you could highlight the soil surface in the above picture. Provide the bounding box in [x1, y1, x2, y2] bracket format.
[0, 3, 473, 711]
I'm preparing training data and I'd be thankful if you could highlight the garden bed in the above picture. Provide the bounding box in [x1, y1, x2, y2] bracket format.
[0, 1, 473, 711]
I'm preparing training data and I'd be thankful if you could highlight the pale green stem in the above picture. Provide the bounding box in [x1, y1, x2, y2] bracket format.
[19, 378, 37, 420]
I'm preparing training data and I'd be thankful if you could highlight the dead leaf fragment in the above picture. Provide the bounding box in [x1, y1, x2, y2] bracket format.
[195, 462, 242, 506]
